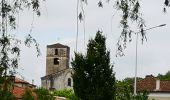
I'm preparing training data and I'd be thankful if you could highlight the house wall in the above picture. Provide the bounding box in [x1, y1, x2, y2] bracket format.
[149, 93, 170, 100]
[14, 83, 28, 88]
[41, 69, 73, 90]
[41, 79, 51, 89]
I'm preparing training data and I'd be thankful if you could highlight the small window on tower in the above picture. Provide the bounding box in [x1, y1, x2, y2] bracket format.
[68, 78, 71, 87]
[55, 49, 58, 55]
[54, 58, 59, 65]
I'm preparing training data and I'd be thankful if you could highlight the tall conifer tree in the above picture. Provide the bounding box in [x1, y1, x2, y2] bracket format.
[72, 31, 115, 100]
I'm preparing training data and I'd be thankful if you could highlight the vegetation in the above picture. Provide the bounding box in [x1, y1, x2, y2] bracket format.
[134, 91, 149, 100]
[115, 81, 132, 100]
[72, 31, 115, 100]
[157, 70, 170, 80]
[124, 77, 143, 85]
[115, 80, 148, 100]
[22, 88, 54, 100]
[0, 89, 16, 100]
[78, 0, 169, 56]
[0, 0, 41, 98]
[53, 89, 79, 100]
[34, 88, 54, 100]
[22, 88, 36, 100]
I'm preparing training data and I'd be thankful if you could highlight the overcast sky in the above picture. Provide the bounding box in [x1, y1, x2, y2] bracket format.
[15, 0, 170, 86]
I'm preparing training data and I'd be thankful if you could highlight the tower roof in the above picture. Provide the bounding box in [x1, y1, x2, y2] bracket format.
[47, 43, 69, 48]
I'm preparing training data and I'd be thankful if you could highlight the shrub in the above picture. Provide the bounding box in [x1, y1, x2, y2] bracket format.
[0, 90, 16, 100]
[53, 89, 79, 100]
[133, 91, 149, 100]
[22, 88, 36, 100]
[34, 88, 54, 100]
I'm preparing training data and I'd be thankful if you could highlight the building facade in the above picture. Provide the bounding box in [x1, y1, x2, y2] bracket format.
[137, 75, 170, 100]
[41, 43, 73, 90]
[12, 77, 36, 99]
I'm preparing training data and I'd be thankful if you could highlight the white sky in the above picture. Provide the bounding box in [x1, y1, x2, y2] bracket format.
[14, 0, 170, 86]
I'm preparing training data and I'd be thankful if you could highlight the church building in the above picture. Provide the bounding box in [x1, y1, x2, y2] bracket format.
[41, 43, 73, 90]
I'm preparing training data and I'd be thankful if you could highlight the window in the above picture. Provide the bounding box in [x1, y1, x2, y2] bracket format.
[54, 58, 59, 65]
[68, 78, 71, 87]
[55, 49, 58, 55]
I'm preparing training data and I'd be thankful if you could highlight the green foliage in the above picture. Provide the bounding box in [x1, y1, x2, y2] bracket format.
[53, 89, 79, 100]
[34, 88, 54, 100]
[22, 88, 35, 100]
[0, 89, 16, 100]
[0, 0, 41, 97]
[124, 77, 142, 85]
[134, 91, 149, 100]
[157, 70, 170, 80]
[115, 80, 148, 100]
[72, 31, 115, 100]
[123, 77, 143, 93]
[115, 0, 146, 56]
[79, 0, 169, 56]
[115, 81, 132, 100]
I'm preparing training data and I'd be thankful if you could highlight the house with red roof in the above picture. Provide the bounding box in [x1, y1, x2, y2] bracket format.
[137, 75, 170, 100]
[12, 77, 36, 99]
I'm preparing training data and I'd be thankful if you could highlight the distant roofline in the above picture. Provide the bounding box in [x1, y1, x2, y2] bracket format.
[15, 77, 29, 84]
[41, 68, 72, 79]
[47, 43, 69, 48]
[137, 75, 170, 93]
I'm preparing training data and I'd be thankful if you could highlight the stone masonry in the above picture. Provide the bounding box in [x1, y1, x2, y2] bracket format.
[41, 43, 73, 90]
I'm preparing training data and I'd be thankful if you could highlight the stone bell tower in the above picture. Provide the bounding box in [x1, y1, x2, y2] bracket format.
[46, 43, 70, 75]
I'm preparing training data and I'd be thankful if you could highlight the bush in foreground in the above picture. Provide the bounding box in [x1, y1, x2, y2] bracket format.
[53, 89, 79, 100]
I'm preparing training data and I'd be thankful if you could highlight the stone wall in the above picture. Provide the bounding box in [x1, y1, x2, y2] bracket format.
[46, 48, 69, 75]
[41, 69, 73, 90]
[41, 43, 72, 90]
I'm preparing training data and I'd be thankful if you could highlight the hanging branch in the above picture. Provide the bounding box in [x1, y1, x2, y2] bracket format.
[0, 0, 42, 92]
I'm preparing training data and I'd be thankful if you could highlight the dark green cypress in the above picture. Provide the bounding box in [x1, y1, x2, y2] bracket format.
[72, 31, 115, 100]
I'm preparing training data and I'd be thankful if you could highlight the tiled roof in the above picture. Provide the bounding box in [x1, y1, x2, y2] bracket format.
[15, 77, 29, 84]
[12, 86, 25, 99]
[137, 75, 170, 92]
[47, 43, 69, 48]
[137, 75, 156, 92]
[160, 81, 170, 92]
[12, 77, 37, 98]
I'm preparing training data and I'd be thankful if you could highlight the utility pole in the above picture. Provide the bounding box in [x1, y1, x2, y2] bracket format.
[134, 24, 166, 95]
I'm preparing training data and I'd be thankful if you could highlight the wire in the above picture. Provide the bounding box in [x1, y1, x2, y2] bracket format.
[76, 0, 79, 52]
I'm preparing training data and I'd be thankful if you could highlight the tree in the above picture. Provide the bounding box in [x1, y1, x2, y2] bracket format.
[115, 80, 148, 100]
[157, 70, 170, 80]
[0, 0, 41, 97]
[72, 31, 115, 100]
[115, 81, 132, 100]
[78, 0, 169, 56]
[123, 77, 143, 91]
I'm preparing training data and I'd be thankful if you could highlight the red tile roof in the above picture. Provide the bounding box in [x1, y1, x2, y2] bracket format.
[12, 77, 36, 99]
[15, 77, 29, 84]
[160, 81, 170, 92]
[12, 86, 25, 99]
[137, 75, 170, 92]
[137, 75, 156, 92]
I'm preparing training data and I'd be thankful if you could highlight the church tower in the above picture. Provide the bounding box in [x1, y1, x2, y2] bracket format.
[41, 43, 72, 90]
[46, 43, 70, 75]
